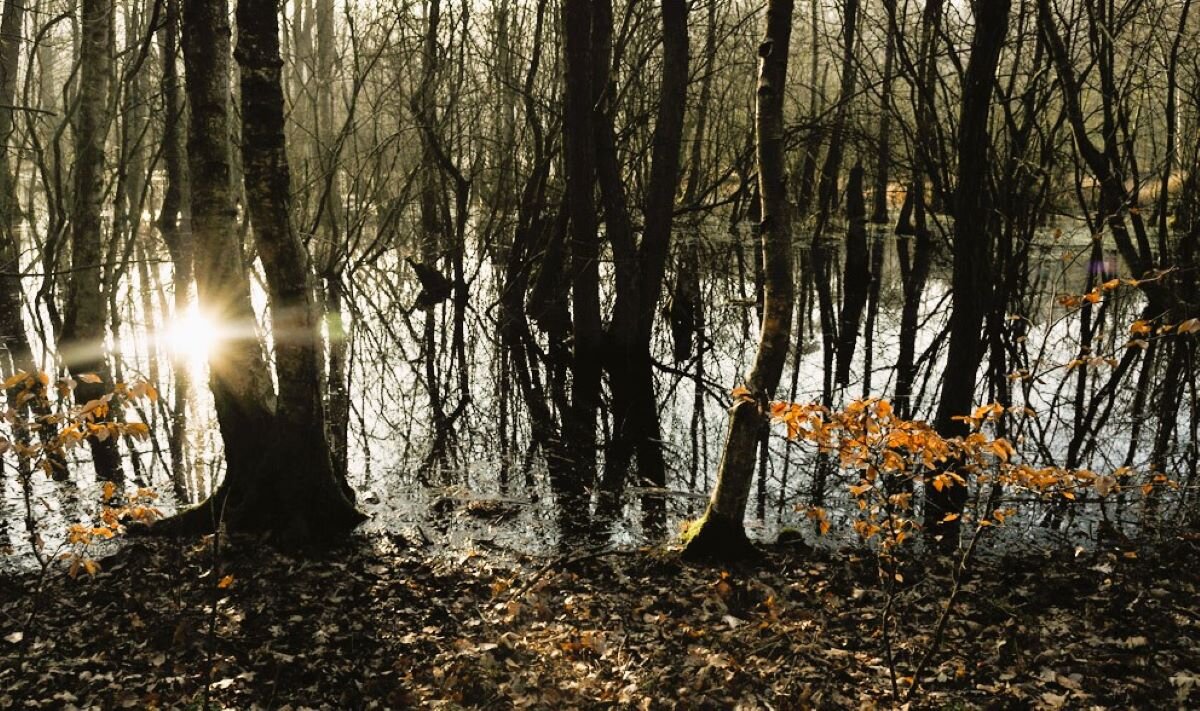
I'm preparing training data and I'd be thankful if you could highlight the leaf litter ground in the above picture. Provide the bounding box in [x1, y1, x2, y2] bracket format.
[1, 530, 1198, 709]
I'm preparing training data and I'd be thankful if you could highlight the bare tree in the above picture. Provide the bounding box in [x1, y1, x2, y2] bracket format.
[60, 0, 124, 483]
[685, 0, 794, 561]
[559, 0, 602, 539]
[926, 0, 1011, 546]
[146, 0, 362, 544]
[156, 0, 194, 500]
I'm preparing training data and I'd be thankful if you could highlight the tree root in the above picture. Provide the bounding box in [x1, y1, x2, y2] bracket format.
[681, 512, 761, 563]
[129, 433, 365, 549]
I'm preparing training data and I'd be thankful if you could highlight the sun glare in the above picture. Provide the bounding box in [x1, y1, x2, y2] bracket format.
[163, 308, 220, 366]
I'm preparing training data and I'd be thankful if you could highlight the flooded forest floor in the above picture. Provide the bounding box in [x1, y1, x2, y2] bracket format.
[2, 528, 1199, 709]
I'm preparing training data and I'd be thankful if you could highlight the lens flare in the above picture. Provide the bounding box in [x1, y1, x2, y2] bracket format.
[163, 307, 220, 367]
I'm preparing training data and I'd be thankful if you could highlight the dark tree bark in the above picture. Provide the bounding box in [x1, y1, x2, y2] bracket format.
[669, 0, 716, 365]
[61, 0, 124, 483]
[159, 0, 275, 529]
[560, 0, 602, 538]
[893, 0, 942, 421]
[495, 0, 581, 542]
[0, 0, 66, 481]
[860, 230, 886, 397]
[234, 0, 363, 539]
[0, 0, 23, 373]
[145, 0, 362, 547]
[589, 0, 638, 529]
[685, 0, 794, 561]
[809, 0, 858, 403]
[926, 0, 1010, 546]
[596, 0, 688, 537]
[871, 0, 897, 225]
[157, 0, 194, 501]
[835, 164, 870, 387]
[806, 0, 858, 506]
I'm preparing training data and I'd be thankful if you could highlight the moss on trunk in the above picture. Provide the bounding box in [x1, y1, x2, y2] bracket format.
[681, 512, 759, 562]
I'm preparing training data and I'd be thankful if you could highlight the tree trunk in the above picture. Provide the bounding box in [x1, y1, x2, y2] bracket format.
[925, 0, 1010, 546]
[61, 0, 124, 483]
[143, 0, 362, 547]
[893, 0, 942, 420]
[669, 0, 715, 364]
[498, 0, 582, 543]
[183, 0, 275, 479]
[835, 164, 870, 386]
[871, 0, 897, 225]
[861, 230, 886, 397]
[684, 0, 794, 561]
[630, 0, 687, 534]
[596, 0, 688, 538]
[234, 0, 363, 540]
[0, 0, 67, 481]
[806, 0, 858, 504]
[592, 0, 640, 531]
[157, 0, 193, 501]
[809, 0, 858, 406]
[560, 0, 601, 539]
[312, 0, 350, 480]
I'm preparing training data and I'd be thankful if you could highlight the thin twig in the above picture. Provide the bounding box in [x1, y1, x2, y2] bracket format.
[0, 103, 55, 116]
[881, 562, 901, 703]
[905, 516, 992, 702]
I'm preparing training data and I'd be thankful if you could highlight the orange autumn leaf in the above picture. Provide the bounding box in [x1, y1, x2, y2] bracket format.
[848, 482, 872, 497]
[1129, 320, 1152, 335]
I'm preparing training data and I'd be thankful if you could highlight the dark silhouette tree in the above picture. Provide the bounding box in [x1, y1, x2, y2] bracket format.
[142, 0, 363, 546]
[926, 0, 1011, 546]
